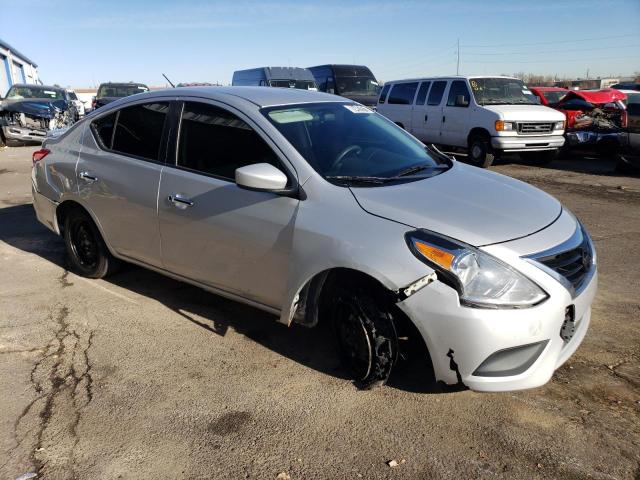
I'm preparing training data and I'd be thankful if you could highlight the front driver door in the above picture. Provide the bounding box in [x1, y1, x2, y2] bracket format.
[158, 100, 299, 310]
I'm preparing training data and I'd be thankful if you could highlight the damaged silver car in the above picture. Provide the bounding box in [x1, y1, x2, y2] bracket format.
[0, 84, 77, 146]
[31, 87, 597, 392]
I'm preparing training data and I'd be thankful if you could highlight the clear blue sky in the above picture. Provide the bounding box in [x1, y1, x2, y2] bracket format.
[1, 0, 639, 87]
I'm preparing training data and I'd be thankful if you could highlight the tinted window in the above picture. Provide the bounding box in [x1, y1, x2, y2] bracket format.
[388, 82, 419, 105]
[446, 80, 471, 107]
[378, 84, 391, 103]
[415, 82, 431, 105]
[112, 102, 169, 161]
[427, 81, 447, 106]
[177, 102, 280, 180]
[91, 112, 117, 149]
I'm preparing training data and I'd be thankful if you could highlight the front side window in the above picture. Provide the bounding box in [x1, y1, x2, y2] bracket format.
[388, 82, 419, 105]
[91, 112, 117, 148]
[446, 80, 471, 107]
[177, 102, 281, 181]
[262, 102, 450, 184]
[415, 82, 431, 105]
[111, 102, 169, 161]
[427, 81, 447, 106]
[469, 78, 536, 105]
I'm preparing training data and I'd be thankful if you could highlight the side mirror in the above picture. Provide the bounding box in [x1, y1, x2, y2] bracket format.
[235, 163, 288, 191]
[455, 95, 469, 107]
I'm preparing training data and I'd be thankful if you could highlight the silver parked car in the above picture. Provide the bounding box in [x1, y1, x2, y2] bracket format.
[31, 87, 597, 391]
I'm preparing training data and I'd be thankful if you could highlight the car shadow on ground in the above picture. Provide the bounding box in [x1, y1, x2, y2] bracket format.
[0, 202, 448, 394]
[495, 153, 640, 178]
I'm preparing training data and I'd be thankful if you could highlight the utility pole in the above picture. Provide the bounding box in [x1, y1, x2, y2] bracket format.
[456, 38, 460, 75]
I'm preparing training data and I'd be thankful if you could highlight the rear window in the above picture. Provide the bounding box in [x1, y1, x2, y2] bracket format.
[427, 81, 447, 106]
[378, 84, 391, 103]
[111, 102, 169, 161]
[91, 112, 117, 148]
[388, 82, 419, 105]
[98, 84, 148, 98]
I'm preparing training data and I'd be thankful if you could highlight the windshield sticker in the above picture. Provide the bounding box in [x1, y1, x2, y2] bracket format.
[470, 80, 481, 92]
[268, 109, 314, 124]
[344, 104, 372, 114]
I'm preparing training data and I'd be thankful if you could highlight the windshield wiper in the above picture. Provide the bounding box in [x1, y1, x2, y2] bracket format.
[394, 164, 448, 178]
[325, 175, 390, 185]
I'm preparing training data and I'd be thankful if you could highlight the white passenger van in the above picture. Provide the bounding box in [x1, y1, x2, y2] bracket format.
[377, 76, 566, 167]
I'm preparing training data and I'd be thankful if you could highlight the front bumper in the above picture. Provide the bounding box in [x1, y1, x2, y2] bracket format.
[2, 125, 47, 143]
[491, 134, 565, 152]
[397, 217, 597, 392]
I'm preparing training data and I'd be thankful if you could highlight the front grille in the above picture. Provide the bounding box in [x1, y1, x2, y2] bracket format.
[534, 236, 593, 290]
[517, 122, 554, 134]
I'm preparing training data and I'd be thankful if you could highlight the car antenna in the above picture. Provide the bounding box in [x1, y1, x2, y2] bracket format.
[162, 73, 175, 88]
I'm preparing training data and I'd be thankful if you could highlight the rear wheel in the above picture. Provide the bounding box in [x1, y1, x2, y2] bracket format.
[468, 136, 495, 168]
[331, 280, 398, 389]
[64, 208, 119, 278]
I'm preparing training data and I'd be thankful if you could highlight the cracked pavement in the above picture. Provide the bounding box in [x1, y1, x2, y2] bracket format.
[1, 146, 639, 479]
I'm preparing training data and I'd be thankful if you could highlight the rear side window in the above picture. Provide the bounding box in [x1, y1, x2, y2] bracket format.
[427, 81, 447, 106]
[177, 102, 281, 181]
[91, 112, 117, 149]
[111, 102, 169, 161]
[415, 82, 431, 105]
[446, 80, 471, 107]
[378, 84, 391, 103]
[388, 82, 419, 105]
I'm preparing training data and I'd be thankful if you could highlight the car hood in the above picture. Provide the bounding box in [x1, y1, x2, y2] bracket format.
[350, 162, 562, 246]
[483, 104, 565, 121]
[0, 98, 68, 119]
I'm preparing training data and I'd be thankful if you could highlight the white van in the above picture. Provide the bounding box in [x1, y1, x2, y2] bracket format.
[376, 76, 566, 167]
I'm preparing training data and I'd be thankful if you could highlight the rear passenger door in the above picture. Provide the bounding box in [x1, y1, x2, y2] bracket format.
[440, 80, 471, 147]
[157, 100, 299, 309]
[78, 100, 171, 267]
[383, 82, 418, 130]
[409, 81, 431, 141]
[422, 80, 447, 144]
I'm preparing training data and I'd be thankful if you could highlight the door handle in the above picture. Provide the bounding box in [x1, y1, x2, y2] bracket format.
[442, 116, 446, 123]
[424, 114, 428, 122]
[79, 171, 98, 183]
[168, 194, 194, 208]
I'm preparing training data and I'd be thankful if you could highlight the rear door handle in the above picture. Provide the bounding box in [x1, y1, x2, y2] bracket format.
[79, 171, 98, 183]
[424, 114, 428, 122]
[168, 194, 194, 209]
[442, 115, 446, 123]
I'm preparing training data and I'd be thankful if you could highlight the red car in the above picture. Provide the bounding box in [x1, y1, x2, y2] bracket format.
[531, 87, 628, 156]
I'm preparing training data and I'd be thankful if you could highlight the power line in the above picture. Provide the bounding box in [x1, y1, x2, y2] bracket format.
[462, 54, 639, 64]
[460, 33, 639, 48]
[463, 44, 640, 56]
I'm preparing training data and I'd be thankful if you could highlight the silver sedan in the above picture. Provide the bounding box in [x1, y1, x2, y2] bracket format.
[31, 87, 596, 391]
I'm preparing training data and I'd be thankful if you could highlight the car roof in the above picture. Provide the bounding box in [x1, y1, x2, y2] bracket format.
[384, 75, 521, 83]
[140, 86, 346, 108]
[98, 82, 148, 87]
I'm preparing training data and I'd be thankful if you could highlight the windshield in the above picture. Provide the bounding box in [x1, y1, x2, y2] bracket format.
[542, 90, 567, 104]
[269, 80, 317, 90]
[68, 91, 78, 100]
[262, 102, 449, 185]
[98, 84, 148, 98]
[335, 76, 380, 96]
[470, 78, 536, 105]
[6, 86, 64, 100]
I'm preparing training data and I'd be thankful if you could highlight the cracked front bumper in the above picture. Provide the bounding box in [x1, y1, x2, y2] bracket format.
[2, 125, 47, 143]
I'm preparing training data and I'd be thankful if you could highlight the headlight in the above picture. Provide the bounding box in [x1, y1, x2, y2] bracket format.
[554, 121, 565, 130]
[495, 120, 515, 131]
[406, 230, 548, 308]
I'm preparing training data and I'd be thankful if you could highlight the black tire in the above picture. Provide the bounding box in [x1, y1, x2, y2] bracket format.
[64, 207, 119, 278]
[468, 136, 495, 168]
[0, 130, 6, 148]
[332, 280, 398, 389]
[519, 150, 558, 165]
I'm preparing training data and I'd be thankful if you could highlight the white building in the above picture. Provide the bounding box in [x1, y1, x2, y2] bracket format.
[0, 39, 40, 97]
